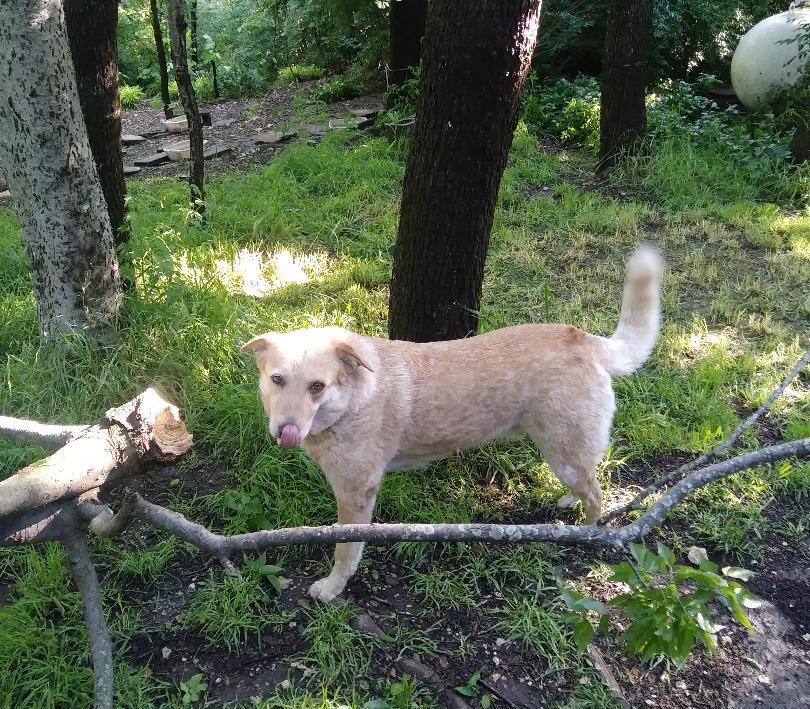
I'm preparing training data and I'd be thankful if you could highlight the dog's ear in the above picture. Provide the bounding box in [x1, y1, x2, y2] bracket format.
[240, 333, 275, 354]
[334, 342, 374, 373]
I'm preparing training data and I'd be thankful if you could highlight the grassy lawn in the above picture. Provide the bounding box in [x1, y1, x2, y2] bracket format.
[0, 84, 808, 707]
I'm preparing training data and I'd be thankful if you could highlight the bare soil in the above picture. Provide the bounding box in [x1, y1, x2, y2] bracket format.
[121, 83, 384, 179]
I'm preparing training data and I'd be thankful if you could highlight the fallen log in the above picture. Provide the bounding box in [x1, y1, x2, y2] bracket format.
[0, 388, 192, 709]
[0, 388, 192, 521]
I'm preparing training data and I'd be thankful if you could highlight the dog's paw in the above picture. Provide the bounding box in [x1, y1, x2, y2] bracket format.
[308, 576, 344, 603]
[557, 493, 579, 509]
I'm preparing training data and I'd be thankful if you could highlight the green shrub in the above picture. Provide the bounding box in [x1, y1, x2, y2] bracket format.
[278, 64, 325, 83]
[384, 68, 420, 114]
[522, 75, 600, 150]
[193, 74, 215, 101]
[561, 543, 761, 667]
[314, 76, 362, 103]
[119, 84, 144, 108]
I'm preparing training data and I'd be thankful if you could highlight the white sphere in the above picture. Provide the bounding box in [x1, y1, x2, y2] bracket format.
[730, 7, 810, 111]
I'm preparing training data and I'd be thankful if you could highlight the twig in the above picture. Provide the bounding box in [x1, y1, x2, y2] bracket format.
[63, 533, 113, 709]
[599, 347, 810, 525]
[0, 415, 87, 446]
[127, 439, 809, 559]
[78, 498, 136, 538]
[479, 678, 522, 709]
[587, 645, 628, 708]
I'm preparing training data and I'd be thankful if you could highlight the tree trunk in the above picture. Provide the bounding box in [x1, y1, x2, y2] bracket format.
[189, 0, 199, 65]
[790, 118, 810, 163]
[64, 0, 128, 246]
[149, 0, 173, 119]
[388, 0, 542, 342]
[598, 0, 653, 172]
[167, 0, 205, 215]
[211, 60, 220, 99]
[388, 0, 428, 88]
[0, 0, 122, 339]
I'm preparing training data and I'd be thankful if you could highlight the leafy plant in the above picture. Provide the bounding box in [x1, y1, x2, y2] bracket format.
[179, 673, 207, 705]
[119, 84, 145, 108]
[453, 669, 479, 697]
[223, 489, 271, 530]
[243, 550, 284, 592]
[363, 674, 434, 709]
[561, 543, 762, 667]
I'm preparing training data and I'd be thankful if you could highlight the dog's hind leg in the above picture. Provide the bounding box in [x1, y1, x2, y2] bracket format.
[521, 402, 612, 525]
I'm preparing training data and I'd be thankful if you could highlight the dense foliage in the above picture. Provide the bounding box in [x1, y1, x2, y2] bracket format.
[522, 77, 809, 205]
[118, 0, 386, 100]
[535, 0, 784, 81]
[117, 0, 789, 105]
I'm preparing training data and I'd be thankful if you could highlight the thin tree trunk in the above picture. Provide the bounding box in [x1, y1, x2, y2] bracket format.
[388, 0, 543, 342]
[211, 60, 219, 99]
[388, 0, 428, 88]
[189, 0, 199, 65]
[790, 118, 810, 163]
[598, 0, 653, 172]
[0, 0, 122, 339]
[64, 0, 128, 246]
[167, 0, 205, 215]
[149, 0, 173, 119]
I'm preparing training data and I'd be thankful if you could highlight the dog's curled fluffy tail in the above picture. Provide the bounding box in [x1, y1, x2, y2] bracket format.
[596, 244, 664, 377]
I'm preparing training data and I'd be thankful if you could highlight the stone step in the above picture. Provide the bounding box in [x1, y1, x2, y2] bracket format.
[133, 152, 170, 167]
[203, 144, 233, 159]
[253, 130, 296, 144]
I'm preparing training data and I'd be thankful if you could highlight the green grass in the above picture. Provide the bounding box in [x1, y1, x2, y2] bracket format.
[177, 568, 290, 651]
[493, 592, 576, 669]
[119, 84, 144, 108]
[0, 81, 808, 706]
[279, 64, 326, 83]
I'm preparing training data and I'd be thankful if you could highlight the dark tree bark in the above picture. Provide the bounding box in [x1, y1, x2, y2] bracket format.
[64, 0, 128, 247]
[211, 60, 219, 99]
[388, 0, 542, 342]
[189, 0, 199, 65]
[388, 0, 428, 88]
[149, 0, 173, 119]
[790, 119, 810, 163]
[167, 0, 204, 215]
[598, 0, 653, 172]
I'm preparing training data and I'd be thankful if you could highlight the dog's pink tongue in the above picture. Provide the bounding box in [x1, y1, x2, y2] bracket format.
[279, 424, 301, 448]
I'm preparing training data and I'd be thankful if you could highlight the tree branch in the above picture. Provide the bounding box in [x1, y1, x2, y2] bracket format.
[599, 347, 810, 525]
[0, 415, 88, 447]
[124, 439, 809, 561]
[63, 533, 113, 709]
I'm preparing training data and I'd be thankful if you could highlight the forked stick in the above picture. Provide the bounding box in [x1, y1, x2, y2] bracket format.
[599, 347, 810, 525]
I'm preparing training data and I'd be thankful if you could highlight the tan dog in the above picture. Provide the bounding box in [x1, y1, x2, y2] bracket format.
[242, 245, 663, 601]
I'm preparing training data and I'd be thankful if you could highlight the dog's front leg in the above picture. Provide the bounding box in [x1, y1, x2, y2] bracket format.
[309, 481, 381, 603]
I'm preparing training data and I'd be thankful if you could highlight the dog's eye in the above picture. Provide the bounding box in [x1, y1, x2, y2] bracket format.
[271, 374, 284, 386]
[309, 381, 325, 394]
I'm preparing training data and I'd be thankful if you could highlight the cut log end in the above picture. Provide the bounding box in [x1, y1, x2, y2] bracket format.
[150, 407, 193, 460]
[105, 388, 192, 460]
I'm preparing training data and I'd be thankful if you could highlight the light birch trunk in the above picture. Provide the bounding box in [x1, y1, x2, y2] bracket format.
[0, 0, 122, 338]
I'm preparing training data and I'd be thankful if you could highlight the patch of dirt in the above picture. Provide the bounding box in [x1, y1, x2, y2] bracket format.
[121, 84, 384, 179]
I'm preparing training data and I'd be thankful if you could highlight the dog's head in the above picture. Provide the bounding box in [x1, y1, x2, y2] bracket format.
[240, 327, 375, 448]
